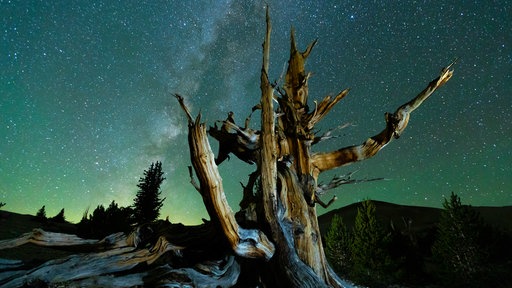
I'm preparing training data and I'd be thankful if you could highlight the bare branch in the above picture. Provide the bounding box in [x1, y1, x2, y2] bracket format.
[315, 195, 338, 209]
[316, 171, 386, 195]
[312, 122, 353, 145]
[305, 89, 350, 130]
[209, 112, 260, 165]
[187, 166, 200, 192]
[175, 94, 193, 124]
[311, 61, 455, 175]
[177, 96, 275, 260]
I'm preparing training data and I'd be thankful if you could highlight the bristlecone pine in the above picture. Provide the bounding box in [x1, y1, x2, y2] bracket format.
[0, 8, 454, 288]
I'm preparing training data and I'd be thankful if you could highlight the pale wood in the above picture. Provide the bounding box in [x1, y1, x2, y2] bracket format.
[259, 5, 279, 240]
[256, 9, 334, 287]
[0, 223, 244, 287]
[311, 61, 455, 176]
[176, 95, 275, 260]
[0, 8, 454, 287]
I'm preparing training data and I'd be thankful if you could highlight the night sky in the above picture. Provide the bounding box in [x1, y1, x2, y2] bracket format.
[1, 1, 511, 224]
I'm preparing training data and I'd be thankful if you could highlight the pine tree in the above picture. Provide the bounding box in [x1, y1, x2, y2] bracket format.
[432, 192, 487, 287]
[77, 207, 92, 237]
[51, 208, 66, 223]
[92, 204, 107, 228]
[78, 201, 135, 239]
[133, 161, 166, 224]
[325, 214, 352, 276]
[105, 200, 134, 232]
[350, 200, 393, 287]
[36, 205, 47, 222]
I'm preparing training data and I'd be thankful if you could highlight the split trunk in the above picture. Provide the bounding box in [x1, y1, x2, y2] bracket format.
[0, 9, 454, 288]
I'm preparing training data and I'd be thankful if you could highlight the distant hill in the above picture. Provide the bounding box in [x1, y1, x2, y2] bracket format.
[2, 203, 511, 287]
[0, 210, 79, 263]
[318, 201, 512, 237]
[3, 201, 511, 241]
[0, 210, 76, 240]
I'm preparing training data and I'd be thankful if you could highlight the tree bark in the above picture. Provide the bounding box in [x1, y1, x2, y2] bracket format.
[311, 61, 455, 177]
[0, 7, 454, 288]
[176, 94, 274, 261]
[201, 7, 453, 286]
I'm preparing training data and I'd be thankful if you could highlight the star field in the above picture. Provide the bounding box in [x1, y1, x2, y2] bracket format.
[1, 1, 511, 224]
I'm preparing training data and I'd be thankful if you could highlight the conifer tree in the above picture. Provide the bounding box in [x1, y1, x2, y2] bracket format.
[36, 205, 47, 222]
[133, 161, 166, 224]
[106, 200, 134, 232]
[432, 192, 487, 287]
[350, 200, 393, 287]
[51, 208, 66, 223]
[78, 201, 135, 239]
[77, 207, 92, 237]
[325, 214, 352, 276]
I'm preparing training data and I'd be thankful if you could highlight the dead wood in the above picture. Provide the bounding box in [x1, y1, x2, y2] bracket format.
[175, 95, 275, 261]
[0, 7, 453, 288]
[310, 60, 455, 176]
[0, 223, 239, 287]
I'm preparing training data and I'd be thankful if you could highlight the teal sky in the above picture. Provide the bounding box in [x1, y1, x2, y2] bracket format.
[1, 1, 511, 224]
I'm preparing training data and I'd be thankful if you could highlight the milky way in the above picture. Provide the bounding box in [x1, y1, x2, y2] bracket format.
[1, 1, 511, 224]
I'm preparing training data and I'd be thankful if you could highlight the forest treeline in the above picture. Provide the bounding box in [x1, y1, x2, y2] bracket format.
[32, 161, 166, 239]
[324, 193, 512, 288]
[3, 164, 510, 287]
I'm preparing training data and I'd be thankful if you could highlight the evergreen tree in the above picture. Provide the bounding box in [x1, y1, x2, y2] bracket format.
[350, 200, 394, 287]
[92, 204, 107, 227]
[77, 207, 91, 236]
[78, 201, 135, 239]
[432, 192, 487, 287]
[0, 202, 5, 209]
[133, 161, 166, 224]
[106, 200, 134, 231]
[51, 208, 66, 223]
[36, 205, 47, 222]
[325, 214, 353, 276]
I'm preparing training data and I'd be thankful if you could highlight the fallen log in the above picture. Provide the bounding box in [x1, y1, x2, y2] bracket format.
[0, 223, 240, 287]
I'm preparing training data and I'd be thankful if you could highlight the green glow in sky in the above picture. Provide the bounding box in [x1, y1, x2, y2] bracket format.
[1, 1, 511, 224]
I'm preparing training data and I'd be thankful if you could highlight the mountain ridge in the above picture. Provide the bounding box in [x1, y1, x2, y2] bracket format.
[318, 200, 512, 236]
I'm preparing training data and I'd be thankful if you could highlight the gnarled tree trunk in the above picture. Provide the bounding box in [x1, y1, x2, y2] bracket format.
[198, 8, 453, 287]
[0, 8, 453, 288]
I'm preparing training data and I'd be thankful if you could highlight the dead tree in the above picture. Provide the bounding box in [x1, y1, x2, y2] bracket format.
[175, 9, 454, 287]
[0, 8, 453, 288]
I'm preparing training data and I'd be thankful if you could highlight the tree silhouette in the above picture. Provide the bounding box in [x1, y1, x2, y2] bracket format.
[133, 161, 166, 224]
[0, 202, 5, 209]
[50, 208, 66, 223]
[78, 201, 134, 239]
[432, 192, 487, 287]
[105, 200, 134, 231]
[36, 205, 47, 222]
[77, 207, 92, 236]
